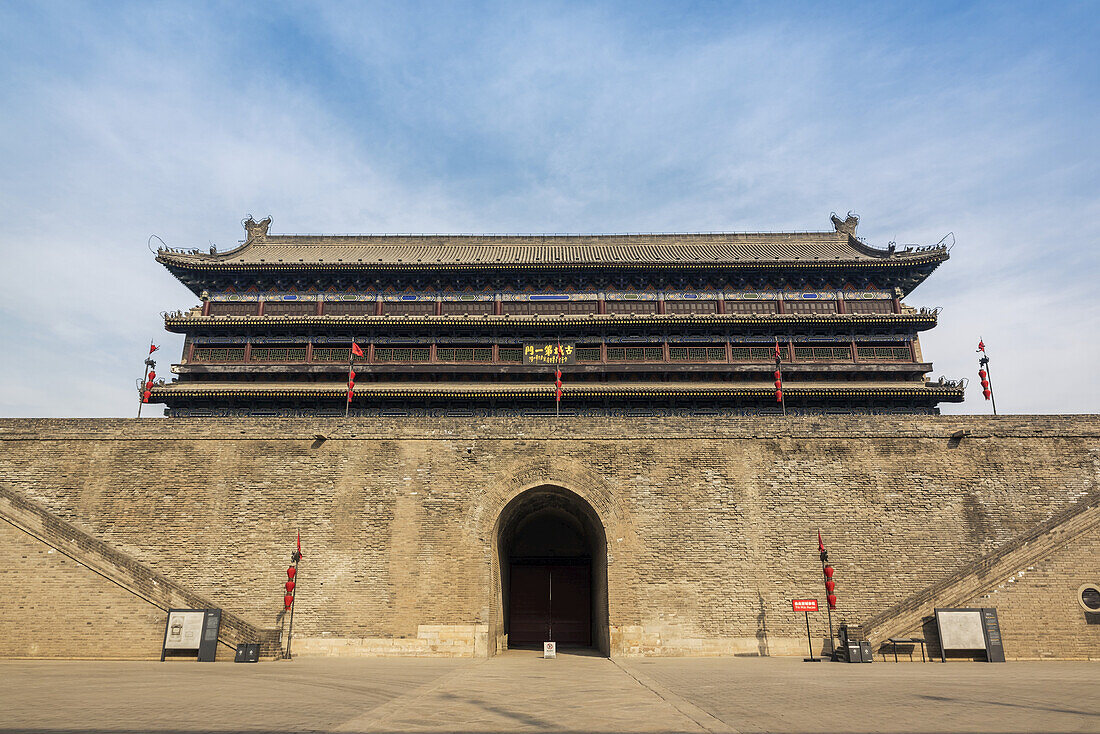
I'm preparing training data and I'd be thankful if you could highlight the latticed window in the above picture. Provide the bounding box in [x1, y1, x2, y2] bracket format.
[382, 302, 436, 315]
[731, 345, 789, 361]
[845, 300, 894, 314]
[725, 300, 777, 314]
[312, 347, 350, 362]
[498, 346, 523, 362]
[606, 345, 664, 361]
[207, 302, 258, 316]
[192, 346, 246, 362]
[575, 345, 602, 362]
[605, 300, 658, 314]
[785, 301, 837, 314]
[436, 347, 493, 362]
[665, 301, 718, 314]
[249, 346, 307, 362]
[262, 301, 315, 316]
[669, 345, 727, 362]
[441, 301, 495, 315]
[794, 345, 852, 361]
[374, 346, 430, 362]
[501, 301, 596, 316]
[323, 301, 375, 316]
[856, 345, 912, 361]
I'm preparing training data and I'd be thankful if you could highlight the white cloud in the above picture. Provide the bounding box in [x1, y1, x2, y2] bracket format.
[0, 3, 1096, 415]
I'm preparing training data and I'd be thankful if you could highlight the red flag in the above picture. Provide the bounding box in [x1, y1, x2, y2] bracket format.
[976, 339, 985, 353]
[296, 529, 302, 558]
[149, 344, 159, 354]
[818, 531, 825, 552]
[351, 342, 364, 358]
[774, 339, 782, 362]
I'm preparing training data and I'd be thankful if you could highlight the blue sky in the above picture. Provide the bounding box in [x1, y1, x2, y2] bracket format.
[1, 1, 1097, 415]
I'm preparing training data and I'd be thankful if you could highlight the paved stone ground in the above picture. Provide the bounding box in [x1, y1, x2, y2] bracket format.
[1, 653, 1097, 733]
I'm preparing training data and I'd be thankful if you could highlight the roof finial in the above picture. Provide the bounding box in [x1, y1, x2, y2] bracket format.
[830, 211, 859, 236]
[243, 215, 273, 240]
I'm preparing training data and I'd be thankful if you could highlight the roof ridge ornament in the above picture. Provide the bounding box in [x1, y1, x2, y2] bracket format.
[243, 215, 273, 241]
[830, 211, 859, 236]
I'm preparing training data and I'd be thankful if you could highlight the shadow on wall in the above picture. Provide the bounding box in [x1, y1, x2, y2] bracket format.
[756, 593, 769, 656]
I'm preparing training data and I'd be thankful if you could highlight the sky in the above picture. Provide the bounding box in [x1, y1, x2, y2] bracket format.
[0, 1, 1097, 416]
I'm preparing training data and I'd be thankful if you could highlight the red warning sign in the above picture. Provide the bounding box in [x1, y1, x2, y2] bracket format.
[792, 599, 819, 612]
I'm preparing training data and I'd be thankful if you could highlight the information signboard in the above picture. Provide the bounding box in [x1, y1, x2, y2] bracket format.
[523, 343, 575, 366]
[162, 608, 221, 662]
[935, 607, 1004, 662]
[792, 599, 818, 612]
[543, 641, 557, 658]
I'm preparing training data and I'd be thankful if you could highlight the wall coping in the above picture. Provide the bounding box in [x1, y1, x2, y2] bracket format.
[0, 415, 1098, 441]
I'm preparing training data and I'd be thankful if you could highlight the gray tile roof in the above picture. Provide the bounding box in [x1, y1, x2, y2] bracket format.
[157, 231, 947, 269]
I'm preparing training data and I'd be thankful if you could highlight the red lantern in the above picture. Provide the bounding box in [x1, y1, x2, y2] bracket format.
[285, 580, 295, 593]
[983, 389, 991, 400]
[284, 594, 294, 609]
[348, 370, 356, 380]
[774, 379, 782, 389]
[555, 380, 562, 389]
[556, 389, 563, 399]
[774, 370, 781, 381]
[148, 371, 156, 380]
[556, 369, 562, 379]
[775, 389, 783, 402]
[824, 565, 835, 578]
[978, 370, 986, 379]
[827, 593, 837, 608]
[347, 392, 354, 402]
[825, 579, 835, 593]
[142, 390, 151, 402]
[287, 567, 296, 580]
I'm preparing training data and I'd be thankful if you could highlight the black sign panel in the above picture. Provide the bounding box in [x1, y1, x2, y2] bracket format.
[980, 607, 1005, 663]
[523, 343, 576, 366]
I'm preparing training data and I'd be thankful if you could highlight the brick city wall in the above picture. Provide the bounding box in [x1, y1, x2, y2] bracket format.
[0, 416, 1097, 659]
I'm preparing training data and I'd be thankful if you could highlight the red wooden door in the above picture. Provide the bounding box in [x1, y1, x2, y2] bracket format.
[508, 565, 550, 645]
[550, 564, 591, 646]
[508, 564, 591, 647]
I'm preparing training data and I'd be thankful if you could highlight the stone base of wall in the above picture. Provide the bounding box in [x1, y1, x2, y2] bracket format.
[293, 624, 490, 658]
[612, 625, 809, 657]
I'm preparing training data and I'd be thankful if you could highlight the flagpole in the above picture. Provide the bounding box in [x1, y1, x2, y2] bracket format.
[776, 338, 786, 416]
[137, 359, 150, 418]
[137, 341, 156, 418]
[819, 531, 835, 659]
[984, 354, 998, 417]
[978, 339, 997, 416]
[345, 352, 353, 418]
[285, 532, 301, 659]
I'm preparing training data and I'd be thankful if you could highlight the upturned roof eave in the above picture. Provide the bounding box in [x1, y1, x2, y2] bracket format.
[157, 253, 947, 299]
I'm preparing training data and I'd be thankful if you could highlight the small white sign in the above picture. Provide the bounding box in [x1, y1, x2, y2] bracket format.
[543, 641, 556, 658]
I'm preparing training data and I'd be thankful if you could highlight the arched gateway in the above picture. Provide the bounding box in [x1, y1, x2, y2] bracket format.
[492, 486, 610, 656]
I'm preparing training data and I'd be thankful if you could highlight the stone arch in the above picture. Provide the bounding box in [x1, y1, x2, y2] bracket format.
[474, 458, 625, 657]
[469, 457, 626, 542]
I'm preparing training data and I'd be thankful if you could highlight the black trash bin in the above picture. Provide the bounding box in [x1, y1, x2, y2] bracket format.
[837, 625, 871, 663]
[234, 643, 260, 662]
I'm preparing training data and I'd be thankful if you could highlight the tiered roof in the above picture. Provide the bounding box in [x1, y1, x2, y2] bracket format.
[158, 231, 946, 270]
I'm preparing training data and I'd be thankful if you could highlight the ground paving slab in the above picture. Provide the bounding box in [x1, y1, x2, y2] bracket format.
[0, 653, 1097, 733]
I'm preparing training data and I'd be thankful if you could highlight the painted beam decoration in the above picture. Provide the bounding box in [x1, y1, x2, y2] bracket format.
[524, 343, 575, 365]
